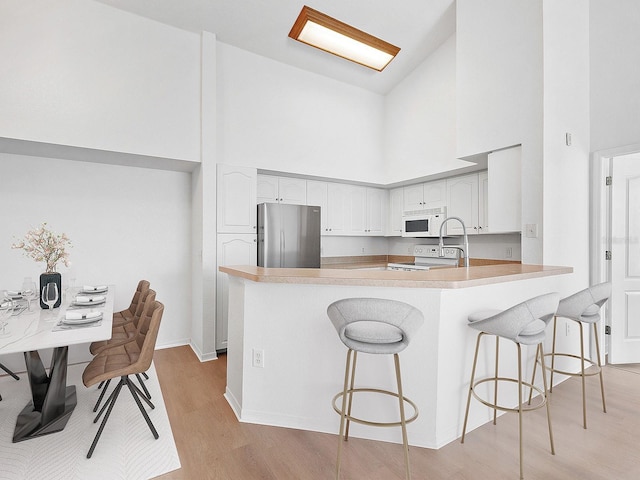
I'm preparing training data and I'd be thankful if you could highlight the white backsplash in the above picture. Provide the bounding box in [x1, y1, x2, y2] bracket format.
[322, 233, 522, 261]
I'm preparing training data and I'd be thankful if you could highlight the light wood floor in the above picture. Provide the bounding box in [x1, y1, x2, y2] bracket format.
[152, 346, 640, 479]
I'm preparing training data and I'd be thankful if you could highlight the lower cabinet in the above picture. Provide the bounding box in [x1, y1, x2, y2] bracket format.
[216, 233, 257, 350]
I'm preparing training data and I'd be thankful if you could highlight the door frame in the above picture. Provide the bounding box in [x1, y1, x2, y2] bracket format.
[591, 142, 640, 362]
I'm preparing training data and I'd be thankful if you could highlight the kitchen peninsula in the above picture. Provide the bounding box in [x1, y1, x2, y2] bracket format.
[220, 264, 572, 449]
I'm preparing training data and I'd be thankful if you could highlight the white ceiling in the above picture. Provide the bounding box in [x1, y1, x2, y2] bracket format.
[95, 0, 456, 95]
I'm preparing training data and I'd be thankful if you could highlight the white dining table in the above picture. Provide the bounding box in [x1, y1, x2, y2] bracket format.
[0, 286, 114, 442]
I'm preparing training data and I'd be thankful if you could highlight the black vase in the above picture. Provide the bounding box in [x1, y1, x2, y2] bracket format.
[39, 272, 62, 309]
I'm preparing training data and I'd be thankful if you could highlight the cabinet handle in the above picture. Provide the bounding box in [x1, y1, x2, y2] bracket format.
[279, 198, 283, 201]
[253, 225, 256, 229]
[253, 239, 257, 242]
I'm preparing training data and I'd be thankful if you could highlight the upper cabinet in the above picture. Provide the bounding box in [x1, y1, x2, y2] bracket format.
[324, 183, 386, 236]
[365, 188, 388, 235]
[387, 187, 404, 236]
[446, 173, 481, 235]
[306, 180, 328, 234]
[445, 149, 521, 236]
[487, 146, 521, 233]
[257, 175, 307, 205]
[403, 180, 447, 211]
[217, 164, 257, 233]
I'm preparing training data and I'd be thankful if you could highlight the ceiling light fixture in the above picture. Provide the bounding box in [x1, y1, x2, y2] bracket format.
[288, 5, 400, 72]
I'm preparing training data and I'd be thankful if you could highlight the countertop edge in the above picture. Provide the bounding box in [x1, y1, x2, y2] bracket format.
[220, 265, 573, 289]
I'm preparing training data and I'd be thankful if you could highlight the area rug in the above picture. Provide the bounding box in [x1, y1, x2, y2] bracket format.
[0, 362, 180, 479]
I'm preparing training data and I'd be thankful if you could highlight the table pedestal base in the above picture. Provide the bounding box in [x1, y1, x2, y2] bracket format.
[13, 386, 77, 442]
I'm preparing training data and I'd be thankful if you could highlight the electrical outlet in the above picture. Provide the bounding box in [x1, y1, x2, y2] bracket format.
[252, 348, 264, 368]
[361, 247, 365, 253]
[565, 322, 570, 336]
[505, 247, 513, 258]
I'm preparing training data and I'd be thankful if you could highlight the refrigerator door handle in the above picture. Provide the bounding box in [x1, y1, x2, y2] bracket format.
[280, 229, 285, 267]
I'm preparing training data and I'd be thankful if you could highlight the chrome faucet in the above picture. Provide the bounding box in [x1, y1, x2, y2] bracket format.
[438, 216, 470, 268]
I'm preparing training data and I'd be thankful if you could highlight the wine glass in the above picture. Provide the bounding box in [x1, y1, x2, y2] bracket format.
[42, 282, 59, 313]
[0, 297, 12, 337]
[22, 278, 37, 312]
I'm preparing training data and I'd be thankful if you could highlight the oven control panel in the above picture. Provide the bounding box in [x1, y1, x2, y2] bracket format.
[412, 245, 460, 260]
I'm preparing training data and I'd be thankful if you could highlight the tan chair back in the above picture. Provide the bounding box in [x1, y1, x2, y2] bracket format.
[132, 300, 164, 373]
[125, 280, 150, 316]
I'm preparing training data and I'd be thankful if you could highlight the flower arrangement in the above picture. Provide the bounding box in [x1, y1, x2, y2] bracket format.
[12, 223, 72, 273]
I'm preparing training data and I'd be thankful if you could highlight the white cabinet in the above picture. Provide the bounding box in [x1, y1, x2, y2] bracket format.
[217, 164, 257, 234]
[403, 180, 447, 211]
[446, 173, 482, 235]
[365, 187, 387, 235]
[387, 187, 404, 236]
[478, 170, 489, 232]
[216, 233, 257, 350]
[348, 186, 367, 234]
[306, 180, 328, 234]
[487, 146, 522, 232]
[326, 183, 350, 235]
[324, 183, 386, 236]
[257, 175, 306, 205]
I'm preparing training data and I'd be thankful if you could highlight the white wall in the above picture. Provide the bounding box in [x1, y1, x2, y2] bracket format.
[0, 153, 192, 369]
[542, 0, 590, 286]
[384, 35, 473, 183]
[216, 42, 386, 184]
[0, 0, 201, 162]
[590, 0, 640, 153]
[456, 0, 544, 263]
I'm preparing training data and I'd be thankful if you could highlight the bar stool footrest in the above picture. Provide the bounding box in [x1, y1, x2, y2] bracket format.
[541, 352, 602, 377]
[471, 377, 547, 413]
[332, 388, 419, 427]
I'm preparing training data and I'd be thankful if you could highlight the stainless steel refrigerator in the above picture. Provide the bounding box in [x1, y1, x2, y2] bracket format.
[257, 203, 321, 268]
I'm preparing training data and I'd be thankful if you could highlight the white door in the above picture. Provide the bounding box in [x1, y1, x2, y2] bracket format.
[610, 154, 640, 363]
[216, 234, 257, 350]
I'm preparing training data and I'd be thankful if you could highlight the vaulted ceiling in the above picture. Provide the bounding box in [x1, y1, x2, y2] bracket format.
[96, 0, 456, 95]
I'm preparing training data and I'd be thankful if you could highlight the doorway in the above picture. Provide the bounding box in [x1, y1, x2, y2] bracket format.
[592, 144, 640, 364]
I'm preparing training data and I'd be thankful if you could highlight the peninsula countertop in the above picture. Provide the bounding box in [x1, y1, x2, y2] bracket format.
[219, 264, 573, 288]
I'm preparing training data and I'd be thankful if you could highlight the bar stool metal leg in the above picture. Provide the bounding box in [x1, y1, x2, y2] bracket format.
[538, 343, 555, 455]
[594, 322, 607, 414]
[394, 353, 411, 480]
[336, 349, 353, 480]
[516, 344, 524, 480]
[344, 351, 357, 441]
[461, 332, 484, 443]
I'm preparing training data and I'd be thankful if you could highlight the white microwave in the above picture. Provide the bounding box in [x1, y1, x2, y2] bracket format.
[401, 207, 446, 237]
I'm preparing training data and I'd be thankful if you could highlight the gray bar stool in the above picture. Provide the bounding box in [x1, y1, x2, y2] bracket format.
[461, 293, 559, 480]
[530, 282, 611, 429]
[327, 298, 424, 480]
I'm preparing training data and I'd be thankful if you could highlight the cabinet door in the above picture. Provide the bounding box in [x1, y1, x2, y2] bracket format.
[256, 175, 279, 204]
[217, 164, 257, 233]
[366, 188, 387, 235]
[307, 180, 328, 234]
[278, 177, 307, 205]
[327, 183, 349, 235]
[403, 184, 425, 211]
[348, 186, 367, 235]
[388, 187, 404, 236]
[478, 171, 489, 233]
[423, 180, 447, 209]
[216, 233, 257, 350]
[488, 146, 521, 232]
[446, 173, 478, 235]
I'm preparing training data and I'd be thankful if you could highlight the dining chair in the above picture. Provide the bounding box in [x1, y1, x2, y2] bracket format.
[90, 289, 156, 410]
[112, 280, 150, 328]
[82, 299, 164, 458]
